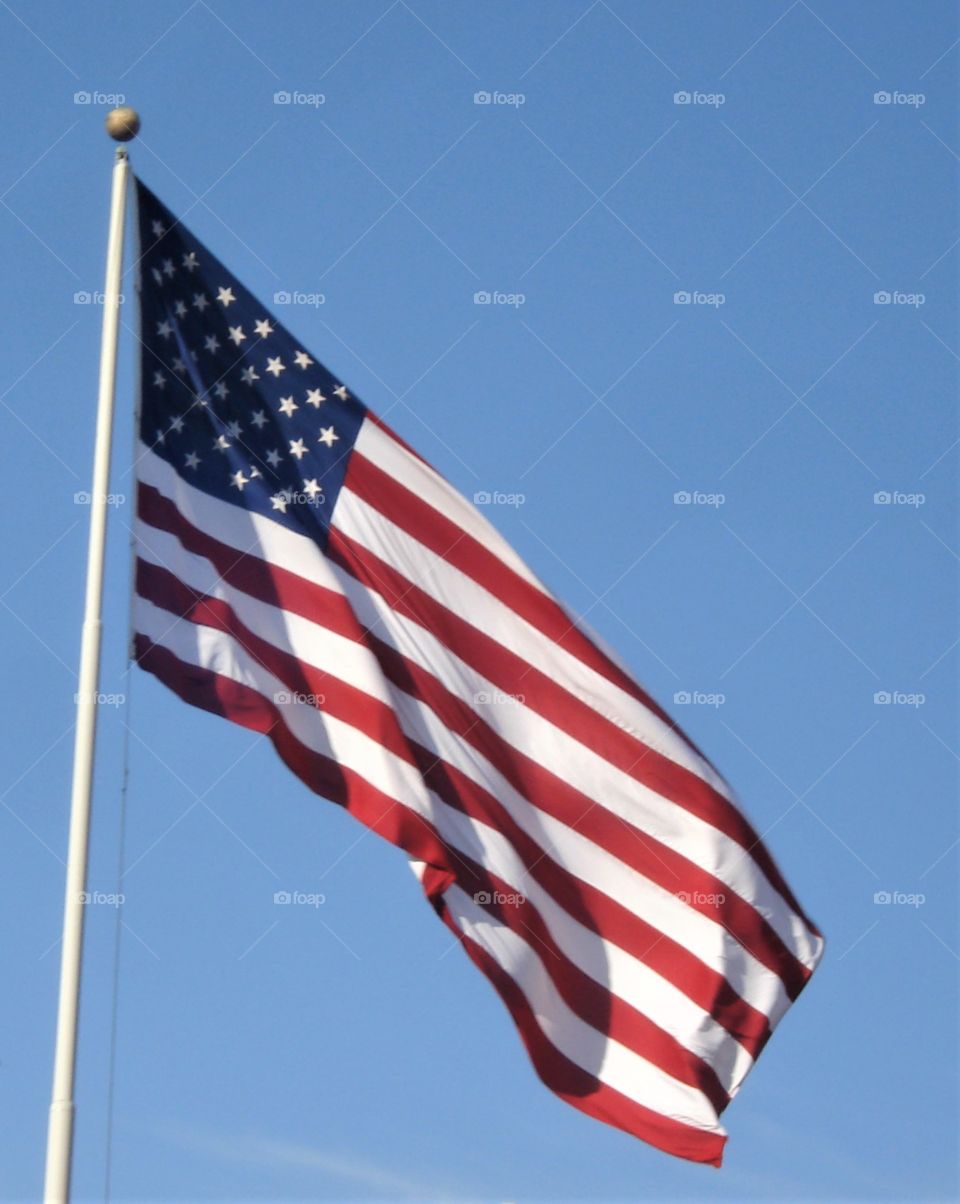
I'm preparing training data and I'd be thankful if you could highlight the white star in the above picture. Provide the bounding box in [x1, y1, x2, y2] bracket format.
[289, 438, 308, 460]
[213, 434, 231, 452]
[153, 371, 166, 390]
[317, 425, 339, 447]
[278, 395, 298, 418]
[190, 348, 199, 361]
[213, 381, 229, 400]
[251, 410, 268, 429]
[162, 258, 175, 278]
[333, 384, 349, 400]
[265, 448, 282, 468]
[265, 356, 286, 378]
[154, 428, 165, 445]
[192, 293, 210, 312]
[151, 220, 165, 237]
[204, 334, 221, 354]
[226, 420, 243, 439]
[169, 415, 185, 434]
[182, 251, 199, 271]
[151, 267, 163, 285]
[184, 451, 200, 470]
[173, 299, 188, 318]
[217, 286, 236, 307]
[302, 478, 323, 501]
[270, 493, 288, 513]
[156, 319, 173, 339]
[228, 325, 246, 346]
[172, 357, 187, 375]
[254, 318, 274, 338]
[293, 350, 314, 369]
[305, 388, 325, 408]
[230, 470, 249, 491]
[250, 466, 262, 479]
[240, 365, 260, 385]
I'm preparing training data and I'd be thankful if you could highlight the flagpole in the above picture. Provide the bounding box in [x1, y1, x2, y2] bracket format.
[43, 107, 140, 1204]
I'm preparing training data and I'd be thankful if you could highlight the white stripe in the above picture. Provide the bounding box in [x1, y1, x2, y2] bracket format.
[134, 508, 780, 1051]
[326, 545, 818, 983]
[332, 485, 819, 968]
[335, 473, 732, 801]
[441, 883, 725, 1134]
[135, 598, 720, 1127]
[355, 419, 547, 593]
[134, 595, 426, 815]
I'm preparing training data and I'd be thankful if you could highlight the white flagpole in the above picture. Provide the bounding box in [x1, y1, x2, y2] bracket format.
[44, 106, 140, 1204]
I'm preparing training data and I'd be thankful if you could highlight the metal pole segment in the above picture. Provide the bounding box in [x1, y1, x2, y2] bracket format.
[43, 144, 130, 1204]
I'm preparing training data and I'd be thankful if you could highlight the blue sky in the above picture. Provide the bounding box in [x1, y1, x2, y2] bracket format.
[0, 2, 957, 1201]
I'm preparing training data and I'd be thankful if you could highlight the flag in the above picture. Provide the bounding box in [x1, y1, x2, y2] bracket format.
[131, 177, 824, 1166]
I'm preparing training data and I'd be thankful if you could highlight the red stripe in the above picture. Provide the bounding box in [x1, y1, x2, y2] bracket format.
[133, 634, 726, 1157]
[347, 446, 704, 756]
[436, 896, 726, 1167]
[327, 519, 819, 948]
[133, 635, 457, 901]
[135, 560, 736, 1100]
[137, 481, 810, 1001]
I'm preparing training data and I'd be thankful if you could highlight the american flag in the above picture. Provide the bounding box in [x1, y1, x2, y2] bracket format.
[132, 177, 824, 1166]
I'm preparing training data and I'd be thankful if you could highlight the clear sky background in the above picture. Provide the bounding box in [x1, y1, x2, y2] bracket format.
[0, 2, 957, 1201]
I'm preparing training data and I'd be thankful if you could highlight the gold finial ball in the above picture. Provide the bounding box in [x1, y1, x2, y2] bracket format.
[105, 106, 140, 142]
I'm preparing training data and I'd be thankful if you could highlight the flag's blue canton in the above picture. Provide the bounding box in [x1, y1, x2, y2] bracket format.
[135, 178, 366, 541]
